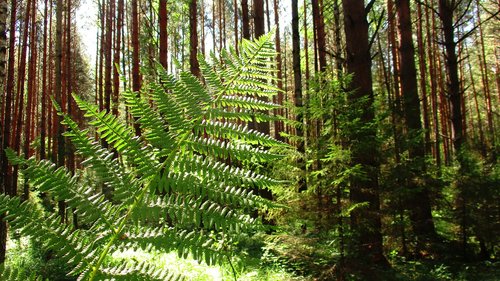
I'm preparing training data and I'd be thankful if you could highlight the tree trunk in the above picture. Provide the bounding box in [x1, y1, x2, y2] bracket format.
[416, 2, 431, 154]
[0, 0, 6, 96]
[342, 0, 386, 265]
[333, 0, 342, 77]
[234, 0, 238, 51]
[40, 0, 49, 160]
[189, 0, 200, 77]
[242, 0, 250, 39]
[438, 0, 467, 259]
[0, 0, 17, 264]
[292, 0, 305, 192]
[424, 0, 442, 167]
[55, 0, 66, 221]
[311, 0, 326, 72]
[113, 0, 123, 117]
[159, 0, 168, 69]
[254, 0, 264, 38]
[23, 0, 38, 201]
[474, 0, 495, 159]
[104, 0, 113, 116]
[273, 0, 284, 141]
[131, 0, 142, 136]
[439, 0, 464, 154]
[396, 0, 437, 253]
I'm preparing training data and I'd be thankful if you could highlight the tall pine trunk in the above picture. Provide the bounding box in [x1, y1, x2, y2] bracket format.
[0, 0, 17, 264]
[342, 0, 386, 265]
[55, 0, 66, 221]
[396, 0, 437, 252]
[292, 0, 305, 192]
[189, 0, 200, 77]
[159, 0, 168, 70]
[131, 0, 142, 136]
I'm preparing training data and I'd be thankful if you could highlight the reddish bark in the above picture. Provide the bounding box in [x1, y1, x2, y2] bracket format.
[311, 0, 326, 72]
[242, 0, 250, 39]
[342, 0, 386, 264]
[0, 0, 18, 263]
[131, 0, 142, 136]
[254, 0, 265, 38]
[159, 0, 168, 69]
[189, 0, 200, 77]
[396, 0, 437, 250]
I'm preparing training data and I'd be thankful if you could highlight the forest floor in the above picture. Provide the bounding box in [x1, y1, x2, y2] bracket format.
[6, 233, 500, 280]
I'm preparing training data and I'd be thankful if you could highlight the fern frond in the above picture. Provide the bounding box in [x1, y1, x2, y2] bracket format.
[0, 195, 93, 275]
[62, 114, 140, 203]
[123, 89, 176, 151]
[216, 95, 280, 111]
[1, 31, 286, 281]
[194, 120, 288, 147]
[122, 226, 228, 267]
[74, 95, 159, 178]
[86, 260, 182, 281]
[6, 149, 118, 227]
[173, 154, 280, 189]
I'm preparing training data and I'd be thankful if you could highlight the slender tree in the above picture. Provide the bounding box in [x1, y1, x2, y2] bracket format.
[55, 0, 66, 220]
[0, 0, 17, 264]
[311, 0, 326, 72]
[0, 0, 6, 95]
[131, 0, 142, 136]
[292, 0, 306, 192]
[439, 0, 464, 155]
[189, 0, 200, 77]
[273, 0, 284, 141]
[23, 0, 38, 200]
[40, 0, 49, 160]
[242, 0, 250, 39]
[159, 0, 168, 70]
[254, 0, 265, 38]
[113, 0, 123, 117]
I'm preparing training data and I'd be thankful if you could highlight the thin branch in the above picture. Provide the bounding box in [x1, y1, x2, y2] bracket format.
[415, 0, 440, 16]
[368, 9, 385, 51]
[456, 9, 499, 44]
[365, 0, 376, 14]
[453, 0, 473, 29]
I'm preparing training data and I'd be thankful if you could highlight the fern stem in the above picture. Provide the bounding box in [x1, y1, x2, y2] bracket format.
[88, 178, 153, 281]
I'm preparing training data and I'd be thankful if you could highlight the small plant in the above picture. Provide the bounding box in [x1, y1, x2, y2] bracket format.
[0, 33, 287, 280]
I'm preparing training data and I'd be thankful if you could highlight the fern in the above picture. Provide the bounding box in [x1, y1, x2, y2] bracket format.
[1, 32, 286, 280]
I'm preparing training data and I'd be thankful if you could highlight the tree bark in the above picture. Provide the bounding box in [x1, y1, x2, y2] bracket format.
[273, 0, 284, 141]
[0, 0, 17, 264]
[131, 0, 142, 136]
[189, 0, 200, 77]
[396, 0, 437, 252]
[23, 0, 38, 201]
[40, 0, 49, 160]
[254, 0, 264, 38]
[342, 0, 386, 264]
[439, 0, 464, 154]
[311, 0, 326, 72]
[292, 0, 306, 192]
[242, 0, 250, 39]
[159, 0, 168, 69]
[55, 0, 66, 221]
[113, 0, 123, 117]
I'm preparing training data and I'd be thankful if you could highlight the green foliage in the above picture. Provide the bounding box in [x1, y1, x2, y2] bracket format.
[1, 33, 287, 280]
